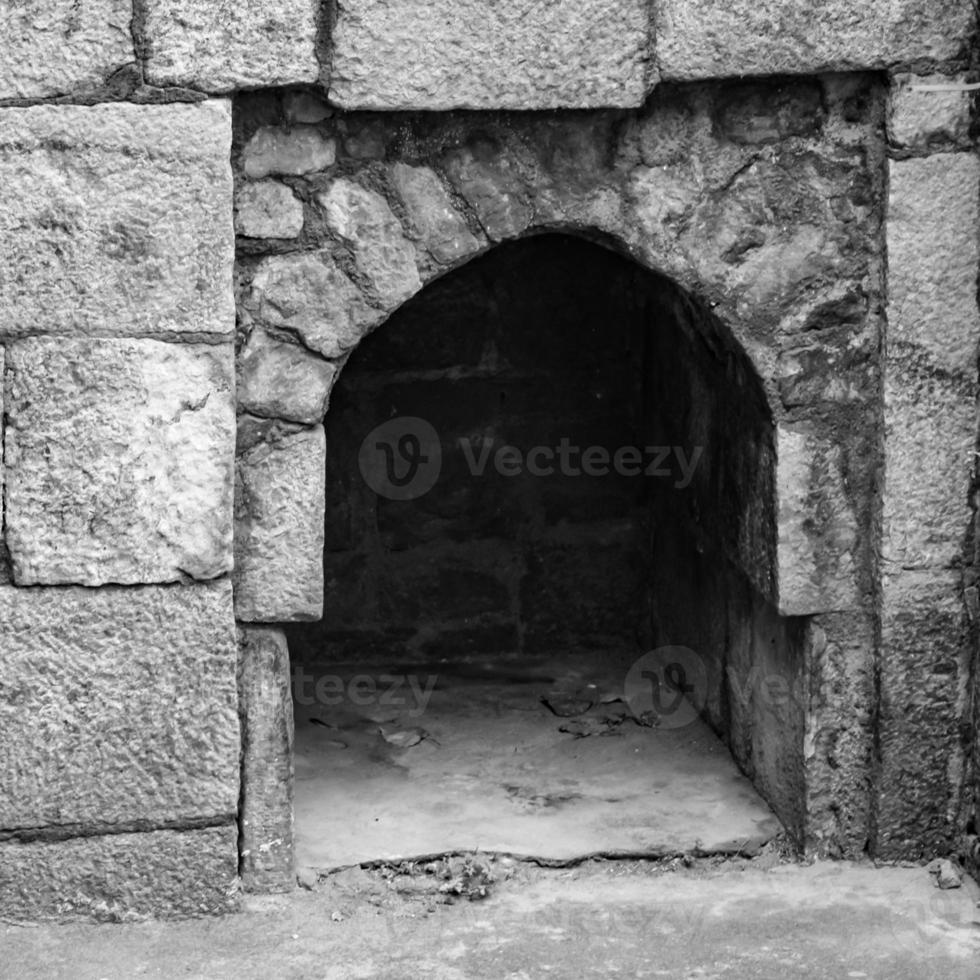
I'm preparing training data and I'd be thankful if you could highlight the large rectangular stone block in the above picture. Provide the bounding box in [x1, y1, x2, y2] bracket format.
[888, 73, 976, 153]
[4, 338, 235, 586]
[328, 0, 655, 109]
[0, 0, 133, 99]
[882, 351, 975, 570]
[0, 826, 238, 920]
[656, 1, 974, 80]
[238, 626, 295, 892]
[144, 0, 319, 91]
[0, 581, 239, 832]
[0, 101, 234, 340]
[887, 154, 980, 376]
[234, 419, 326, 622]
[877, 569, 971, 858]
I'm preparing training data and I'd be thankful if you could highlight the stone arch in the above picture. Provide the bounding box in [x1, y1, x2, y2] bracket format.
[232, 84, 880, 883]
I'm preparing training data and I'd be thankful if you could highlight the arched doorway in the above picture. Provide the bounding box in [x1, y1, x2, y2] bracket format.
[284, 233, 802, 870]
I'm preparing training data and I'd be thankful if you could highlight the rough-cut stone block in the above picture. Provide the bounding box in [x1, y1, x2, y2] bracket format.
[235, 180, 305, 239]
[656, 1, 975, 80]
[887, 154, 980, 376]
[242, 126, 336, 179]
[0, 826, 238, 921]
[888, 73, 976, 152]
[882, 350, 975, 570]
[235, 420, 326, 622]
[0, 581, 239, 831]
[442, 145, 533, 242]
[4, 338, 235, 586]
[390, 163, 482, 265]
[877, 569, 971, 858]
[0, 0, 133, 100]
[238, 329, 338, 424]
[244, 251, 381, 358]
[329, 0, 655, 110]
[318, 178, 422, 307]
[0, 102, 234, 340]
[777, 426, 861, 616]
[238, 626, 295, 892]
[144, 0, 319, 91]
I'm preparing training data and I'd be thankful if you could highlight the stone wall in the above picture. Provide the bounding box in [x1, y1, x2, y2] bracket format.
[0, 0, 976, 916]
[232, 75, 886, 858]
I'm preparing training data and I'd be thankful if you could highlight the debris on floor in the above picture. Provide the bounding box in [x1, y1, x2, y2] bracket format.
[928, 857, 964, 889]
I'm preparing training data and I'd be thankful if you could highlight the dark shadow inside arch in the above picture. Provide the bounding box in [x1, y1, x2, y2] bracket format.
[287, 233, 808, 871]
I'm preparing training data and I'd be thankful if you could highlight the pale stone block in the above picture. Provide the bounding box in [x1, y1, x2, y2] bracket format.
[882, 352, 975, 570]
[144, 0, 319, 91]
[777, 426, 861, 615]
[0, 827, 238, 920]
[0, 0, 133, 99]
[244, 251, 381, 358]
[888, 73, 976, 152]
[318, 178, 422, 307]
[329, 0, 654, 110]
[235, 180, 305, 239]
[0, 581, 239, 831]
[238, 328, 339, 424]
[0, 101, 234, 340]
[390, 163, 482, 265]
[887, 154, 980, 376]
[238, 626, 295, 892]
[4, 338, 235, 586]
[234, 420, 326, 622]
[242, 126, 336, 179]
[657, 0, 975, 80]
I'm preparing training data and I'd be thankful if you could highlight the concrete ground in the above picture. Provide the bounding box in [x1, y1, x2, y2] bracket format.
[4, 858, 980, 979]
[294, 654, 779, 870]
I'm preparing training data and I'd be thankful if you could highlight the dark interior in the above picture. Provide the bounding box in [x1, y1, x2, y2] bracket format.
[287, 233, 808, 853]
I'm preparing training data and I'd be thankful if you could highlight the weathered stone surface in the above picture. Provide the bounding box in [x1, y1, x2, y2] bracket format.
[877, 569, 971, 858]
[235, 180, 305, 239]
[244, 251, 381, 358]
[238, 626, 294, 892]
[389, 163, 482, 265]
[0, 0, 133, 99]
[0, 581, 239, 831]
[0, 826, 238, 920]
[441, 146, 533, 242]
[238, 329, 339, 424]
[329, 0, 654, 110]
[802, 611, 876, 856]
[235, 420, 326, 622]
[4, 338, 235, 586]
[318, 179, 422, 307]
[144, 0, 319, 91]
[242, 126, 336, 179]
[882, 351, 975, 570]
[888, 73, 976, 152]
[777, 426, 861, 615]
[0, 102, 234, 339]
[887, 154, 980, 375]
[656, 1, 975, 80]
